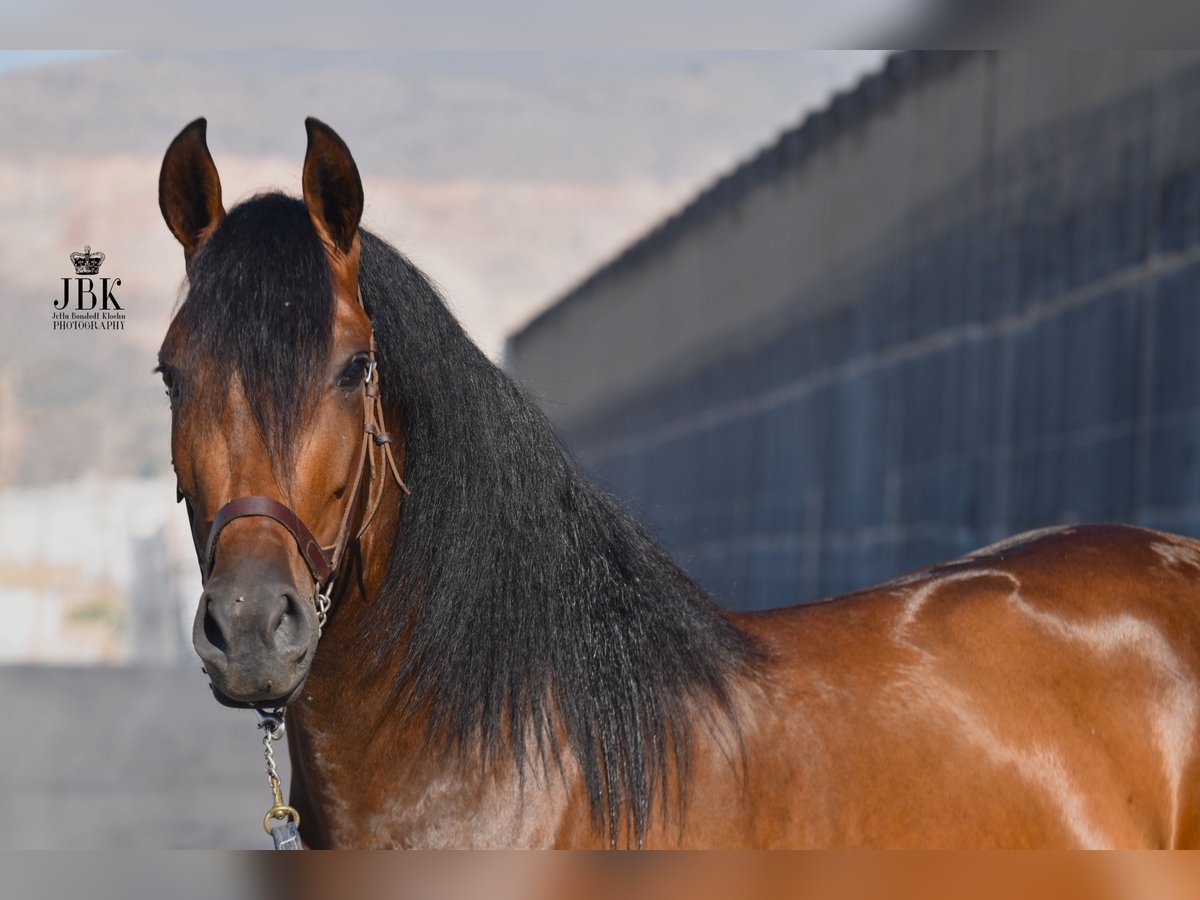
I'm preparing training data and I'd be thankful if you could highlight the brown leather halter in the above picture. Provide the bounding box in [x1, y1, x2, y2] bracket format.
[183, 292, 409, 632]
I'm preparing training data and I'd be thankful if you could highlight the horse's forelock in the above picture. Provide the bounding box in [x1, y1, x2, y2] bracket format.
[176, 193, 335, 476]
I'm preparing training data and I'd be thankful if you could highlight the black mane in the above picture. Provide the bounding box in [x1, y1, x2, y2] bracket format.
[183, 193, 763, 846]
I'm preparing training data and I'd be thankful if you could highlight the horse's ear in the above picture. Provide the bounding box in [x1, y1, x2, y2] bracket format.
[158, 118, 225, 261]
[302, 118, 363, 258]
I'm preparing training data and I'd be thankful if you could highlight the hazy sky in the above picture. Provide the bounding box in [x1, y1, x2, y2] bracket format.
[0, 50, 115, 74]
[1, 1, 921, 49]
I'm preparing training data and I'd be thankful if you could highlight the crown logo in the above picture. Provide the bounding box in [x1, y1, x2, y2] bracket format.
[69, 245, 105, 276]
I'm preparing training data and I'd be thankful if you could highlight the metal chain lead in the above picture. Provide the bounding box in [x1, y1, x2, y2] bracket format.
[257, 709, 301, 835]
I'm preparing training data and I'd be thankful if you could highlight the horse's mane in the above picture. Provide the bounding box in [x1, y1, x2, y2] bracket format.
[182, 193, 763, 846]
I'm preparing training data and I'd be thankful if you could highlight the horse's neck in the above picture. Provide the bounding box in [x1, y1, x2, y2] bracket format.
[287, 628, 581, 847]
[285, 484, 406, 843]
[282, 488, 579, 847]
[287, 686, 579, 847]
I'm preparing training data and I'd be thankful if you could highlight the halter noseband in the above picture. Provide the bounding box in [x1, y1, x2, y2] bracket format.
[182, 290, 409, 634]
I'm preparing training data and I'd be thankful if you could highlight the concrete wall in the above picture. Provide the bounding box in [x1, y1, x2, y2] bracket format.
[0, 666, 288, 848]
[508, 51, 1200, 610]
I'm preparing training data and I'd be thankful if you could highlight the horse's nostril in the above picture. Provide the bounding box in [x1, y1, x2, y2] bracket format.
[203, 603, 228, 654]
[273, 591, 304, 646]
[266, 592, 294, 635]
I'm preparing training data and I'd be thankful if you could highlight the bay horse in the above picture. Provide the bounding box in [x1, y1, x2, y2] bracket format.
[157, 117, 1200, 849]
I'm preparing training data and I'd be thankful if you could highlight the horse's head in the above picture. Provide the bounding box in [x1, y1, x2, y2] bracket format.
[157, 118, 390, 707]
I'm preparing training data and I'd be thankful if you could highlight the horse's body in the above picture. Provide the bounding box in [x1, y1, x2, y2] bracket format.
[285, 522, 1200, 848]
[157, 119, 1200, 849]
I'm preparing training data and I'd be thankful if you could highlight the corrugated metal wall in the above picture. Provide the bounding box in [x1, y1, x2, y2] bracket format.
[509, 52, 1200, 610]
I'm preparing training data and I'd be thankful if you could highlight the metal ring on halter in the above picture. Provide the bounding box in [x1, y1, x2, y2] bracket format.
[256, 708, 286, 740]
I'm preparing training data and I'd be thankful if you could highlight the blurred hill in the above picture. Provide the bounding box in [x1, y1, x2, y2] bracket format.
[0, 50, 883, 486]
[0, 52, 883, 181]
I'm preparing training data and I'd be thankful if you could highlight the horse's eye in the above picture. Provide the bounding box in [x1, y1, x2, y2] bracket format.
[156, 365, 179, 404]
[336, 355, 370, 391]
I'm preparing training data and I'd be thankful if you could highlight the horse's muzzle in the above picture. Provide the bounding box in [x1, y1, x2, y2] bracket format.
[193, 572, 318, 705]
